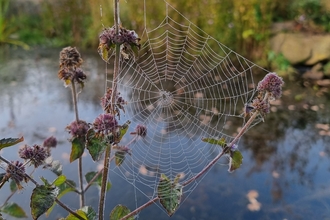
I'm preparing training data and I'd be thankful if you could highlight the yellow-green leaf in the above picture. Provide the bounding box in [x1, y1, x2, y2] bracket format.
[0, 137, 24, 150]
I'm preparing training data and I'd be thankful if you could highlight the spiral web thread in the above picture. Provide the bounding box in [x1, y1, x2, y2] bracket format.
[105, 0, 270, 214]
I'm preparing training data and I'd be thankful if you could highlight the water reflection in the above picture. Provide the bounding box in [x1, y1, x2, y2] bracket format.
[0, 49, 330, 219]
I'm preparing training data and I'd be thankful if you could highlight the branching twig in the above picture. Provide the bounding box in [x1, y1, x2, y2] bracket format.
[0, 155, 85, 220]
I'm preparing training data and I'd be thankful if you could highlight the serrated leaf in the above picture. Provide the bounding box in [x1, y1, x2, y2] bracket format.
[9, 180, 17, 192]
[202, 137, 226, 148]
[52, 175, 66, 187]
[157, 174, 182, 216]
[0, 137, 24, 150]
[46, 179, 76, 216]
[228, 150, 243, 173]
[70, 137, 86, 163]
[86, 129, 107, 161]
[115, 151, 125, 166]
[30, 185, 58, 220]
[110, 205, 133, 220]
[85, 171, 111, 191]
[1, 202, 27, 218]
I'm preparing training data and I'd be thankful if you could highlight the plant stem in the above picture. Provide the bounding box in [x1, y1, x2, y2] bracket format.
[182, 110, 259, 187]
[71, 81, 80, 122]
[98, 1, 121, 219]
[55, 198, 85, 220]
[98, 144, 111, 220]
[71, 81, 85, 207]
[120, 197, 159, 220]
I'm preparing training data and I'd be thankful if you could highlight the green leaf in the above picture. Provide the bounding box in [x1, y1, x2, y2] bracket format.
[52, 175, 66, 187]
[202, 137, 226, 148]
[1, 202, 27, 218]
[80, 206, 97, 220]
[9, 180, 17, 192]
[86, 129, 107, 161]
[157, 174, 182, 216]
[115, 151, 126, 166]
[228, 150, 243, 173]
[40, 177, 51, 186]
[46, 179, 76, 216]
[85, 171, 111, 191]
[110, 205, 133, 220]
[65, 210, 87, 220]
[30, 185, 58, 220]
[0, 137, 24, 150]
[70, 137, 86, 163]
[117, 120, 131, 142]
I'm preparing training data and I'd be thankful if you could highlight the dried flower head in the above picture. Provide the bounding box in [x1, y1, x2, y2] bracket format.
[93, 113, 118, 136]
[257, 72, 284, 99]
[98, 26, 140, 48]
[135, 124, 147, 137]
[19, 145, 49, 168]
[59, 46, 83, 69]
[66, 120, 89, 138]
[58, 67, 86, 86]
[101, 88, 126, 116]
[6, 161, 28, 188]
[43, 136, 57, 148]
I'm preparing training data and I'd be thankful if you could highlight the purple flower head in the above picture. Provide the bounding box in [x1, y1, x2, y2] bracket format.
[43, 136, 57, 148]
[6, 161, 27, 187]
[19, 145, 50, 168]
[230, 144, 238, 151]
[252, 97, 270, 116]
[93, 113, 118, 136]
[66, 120, 89, 138]
[257, 72, 284, 99]
[135, 124, 147, 137]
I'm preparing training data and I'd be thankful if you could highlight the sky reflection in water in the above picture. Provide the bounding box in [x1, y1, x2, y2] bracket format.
[0, 49, 330, 220]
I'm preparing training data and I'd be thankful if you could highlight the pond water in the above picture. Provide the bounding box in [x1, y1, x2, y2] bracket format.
[0, 48, 330, 220]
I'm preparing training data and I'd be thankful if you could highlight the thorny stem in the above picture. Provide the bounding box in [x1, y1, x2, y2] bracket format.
[99, 1, 121, 219]
[71, 81, 85, 207]
[0, 155, 85, 220]
[120, 197, 159, 220]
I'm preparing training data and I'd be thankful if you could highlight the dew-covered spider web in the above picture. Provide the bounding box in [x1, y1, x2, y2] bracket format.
[104, 0, 271, 215]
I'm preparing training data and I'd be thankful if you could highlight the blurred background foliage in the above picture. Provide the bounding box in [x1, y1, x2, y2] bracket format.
[1, 0, 330, 63]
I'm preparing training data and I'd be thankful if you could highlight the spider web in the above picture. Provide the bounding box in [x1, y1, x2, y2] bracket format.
[105, 0, 270, 214]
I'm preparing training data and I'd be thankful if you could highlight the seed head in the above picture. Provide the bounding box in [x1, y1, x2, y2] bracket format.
[59, 46, 83, 69]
